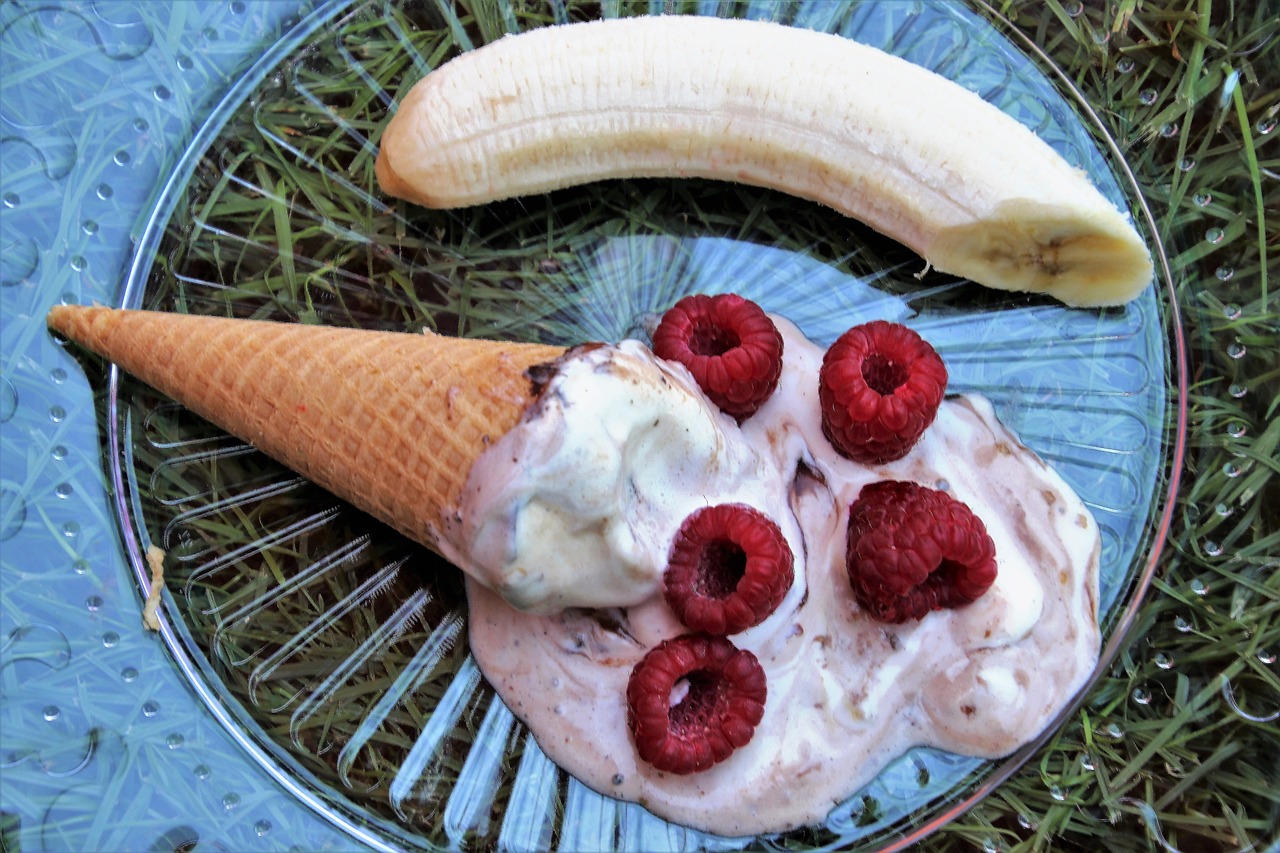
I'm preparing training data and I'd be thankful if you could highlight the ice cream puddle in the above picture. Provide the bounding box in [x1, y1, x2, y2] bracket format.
[456, 317, 1101, 836]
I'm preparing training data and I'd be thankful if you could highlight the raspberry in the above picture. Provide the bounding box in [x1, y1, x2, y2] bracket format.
[818, 321, 947, 464]
[626, 633, 767, 775]
[664, 504, 794, 635]
[845, 480, 997, 624]
[651, 293, 783, 421]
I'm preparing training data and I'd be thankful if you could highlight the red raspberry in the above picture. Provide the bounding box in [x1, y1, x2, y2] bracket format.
[664, 504, 794, 635]
[626, 633, 767, 775]
[818, 321, 947, 464]
[845, 480, 997, 624]
[651, 294, 783, 421]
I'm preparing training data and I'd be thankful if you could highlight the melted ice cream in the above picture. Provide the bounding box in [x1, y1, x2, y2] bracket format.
[459, 318, 1101, 836]
[458, 340, 782, 613]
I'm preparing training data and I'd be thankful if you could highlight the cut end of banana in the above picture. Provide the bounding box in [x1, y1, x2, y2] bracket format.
[930, 200, 1155, 307]
[375, 15, 1155, 307]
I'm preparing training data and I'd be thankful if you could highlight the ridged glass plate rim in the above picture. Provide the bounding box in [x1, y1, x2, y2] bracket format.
[101, 1, 1188, 851]
[107, 2, 408, 850]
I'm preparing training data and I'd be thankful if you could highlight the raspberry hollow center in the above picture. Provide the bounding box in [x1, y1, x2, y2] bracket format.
[696, 540, 747, 599]
[669, 671, 723, 732]
[861, 353, 909, 395]
[931, 558, 971, 595]
[689, 323, 741, 357]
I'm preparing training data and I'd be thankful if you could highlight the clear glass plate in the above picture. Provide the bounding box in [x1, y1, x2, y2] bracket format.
[105, 1, 1183, 850]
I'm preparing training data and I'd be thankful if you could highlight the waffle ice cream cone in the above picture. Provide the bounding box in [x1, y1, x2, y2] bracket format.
[47, 305, 566, 552]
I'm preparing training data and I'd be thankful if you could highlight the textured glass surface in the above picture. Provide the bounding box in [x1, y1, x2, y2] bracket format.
[20, 0, 1182, 850]
[0, 2, 358, 850]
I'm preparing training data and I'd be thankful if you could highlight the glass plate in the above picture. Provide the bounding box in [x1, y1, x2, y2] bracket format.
[103, 1, 1183, 850]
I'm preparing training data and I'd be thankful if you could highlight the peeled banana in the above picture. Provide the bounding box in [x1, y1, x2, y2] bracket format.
[375, 15, 1153, 308]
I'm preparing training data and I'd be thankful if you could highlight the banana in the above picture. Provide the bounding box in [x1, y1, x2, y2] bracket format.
[375, 15, 1153, 308]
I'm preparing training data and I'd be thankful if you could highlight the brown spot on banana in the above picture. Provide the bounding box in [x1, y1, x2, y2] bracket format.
[376, 15, 1153, 308]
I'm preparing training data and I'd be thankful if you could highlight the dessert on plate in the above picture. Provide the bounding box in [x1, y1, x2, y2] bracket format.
[49, 298, 1101, 835]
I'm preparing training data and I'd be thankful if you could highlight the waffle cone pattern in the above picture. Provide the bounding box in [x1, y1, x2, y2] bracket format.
[48, 306, 566, 551]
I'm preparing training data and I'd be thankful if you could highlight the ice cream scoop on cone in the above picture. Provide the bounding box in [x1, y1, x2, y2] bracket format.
[47, 305, 567, 555]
